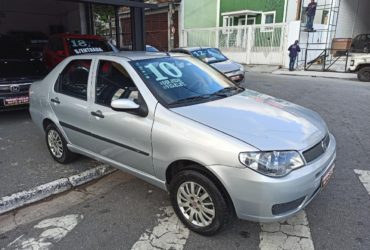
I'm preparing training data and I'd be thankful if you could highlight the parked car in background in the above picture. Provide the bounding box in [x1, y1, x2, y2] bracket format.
[30, 52, 336, 235]
[119, 44, 160, 52]
[43, 33, 117, 70]
[0, 34, 47, 111]
[145, 45, 159, 52]
[348, 53, 370, 81]
[170, 47, 245, 84]
[350, 34, 370, 53]
[7, 31, 48, 60]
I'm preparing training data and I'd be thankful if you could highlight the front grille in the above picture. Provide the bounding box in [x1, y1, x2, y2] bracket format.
[272, 196, 306, 215]
[0, 83, 31, 94]
[303, 134, 330, 163]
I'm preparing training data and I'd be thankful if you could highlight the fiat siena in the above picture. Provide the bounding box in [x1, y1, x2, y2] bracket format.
[29, 52, 336, 235]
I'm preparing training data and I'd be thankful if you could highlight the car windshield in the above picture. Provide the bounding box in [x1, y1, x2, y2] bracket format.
[131, 57, 243, 107]
[8, 32, 48, 45]
[67, 38, 114, 55]
[190, 48, 227, 64]
[0, 35, 29, 59]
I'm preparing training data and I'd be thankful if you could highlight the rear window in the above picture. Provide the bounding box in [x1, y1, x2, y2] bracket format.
[191, 48, 227, 64]
[67, 38, 113, 55]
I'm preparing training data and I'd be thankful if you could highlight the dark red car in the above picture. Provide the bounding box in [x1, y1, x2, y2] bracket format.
[43, 33, 117, 70]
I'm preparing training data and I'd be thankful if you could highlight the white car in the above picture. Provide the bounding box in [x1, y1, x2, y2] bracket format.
[348, 53, 370, 82]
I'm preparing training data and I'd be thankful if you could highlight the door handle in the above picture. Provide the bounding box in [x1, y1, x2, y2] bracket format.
[91, 110, 104, 118]
[51, 97, 60, 104]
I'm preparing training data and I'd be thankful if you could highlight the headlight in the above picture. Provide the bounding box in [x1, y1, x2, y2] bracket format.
[239, 151, 304, 177]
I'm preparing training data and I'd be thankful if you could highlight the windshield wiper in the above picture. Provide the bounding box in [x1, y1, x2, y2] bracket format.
[212, 86, 244, 95]
[170, 93, 227, 106]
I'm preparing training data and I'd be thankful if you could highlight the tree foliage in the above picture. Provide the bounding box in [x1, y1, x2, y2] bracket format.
[93, 5, 115, 23]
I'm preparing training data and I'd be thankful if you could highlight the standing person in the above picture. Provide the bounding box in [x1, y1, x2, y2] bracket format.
[305, 0, 317, 32]
[288, 40, 301, 71]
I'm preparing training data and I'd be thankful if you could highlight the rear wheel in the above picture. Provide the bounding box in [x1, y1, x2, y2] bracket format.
[169, 170, 232, 236]
[45, 124, 76, 164]
[358, 66, 370, 82]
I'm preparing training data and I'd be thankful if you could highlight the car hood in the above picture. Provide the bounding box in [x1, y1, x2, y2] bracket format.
[350, 53, 370, 60]
[0, 60, 47, 80]
[171, 90, 327, 151]
[210, 60, 240, 74]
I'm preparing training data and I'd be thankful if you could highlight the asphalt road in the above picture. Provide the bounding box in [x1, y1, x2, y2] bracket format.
[1, 73, 370, 250]
[0, 111, 100, 197]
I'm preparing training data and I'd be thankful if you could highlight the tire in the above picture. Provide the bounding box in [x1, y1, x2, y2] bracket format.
[45, 123, 76, 164]
[169, 169, 232, 236]
[358, 66, 370, 82]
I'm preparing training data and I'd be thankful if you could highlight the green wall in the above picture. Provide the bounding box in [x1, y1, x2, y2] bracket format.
[220, 0, 285, 25]
[184, 0, 218, 29]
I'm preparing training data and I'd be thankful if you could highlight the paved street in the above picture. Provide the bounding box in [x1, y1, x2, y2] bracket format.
[0, 111, 100, 197]
[1, 72, 370, 250]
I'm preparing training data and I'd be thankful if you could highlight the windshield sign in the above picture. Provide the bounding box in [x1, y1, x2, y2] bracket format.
[67, 39, 113, 55]
[191, 48, 227, 64]
[132, 57, 240, 106]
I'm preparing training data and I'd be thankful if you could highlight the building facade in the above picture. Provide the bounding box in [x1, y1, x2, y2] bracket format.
[182, 0, 287, 30]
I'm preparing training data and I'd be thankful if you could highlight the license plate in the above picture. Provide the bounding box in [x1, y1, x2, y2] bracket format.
[4, 96, 29, 106]
[321, 163, 335, 188]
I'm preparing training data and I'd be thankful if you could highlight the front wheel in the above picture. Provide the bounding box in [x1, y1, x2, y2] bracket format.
[358, 66, 370, 82]
[45, 124, 76, 164]
[169, 170, 232, 236]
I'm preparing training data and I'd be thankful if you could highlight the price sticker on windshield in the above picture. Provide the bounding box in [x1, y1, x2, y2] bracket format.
[139, 62, 186, 90]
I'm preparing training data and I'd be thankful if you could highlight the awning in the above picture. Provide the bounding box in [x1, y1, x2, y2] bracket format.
[221, 10, 262, 17]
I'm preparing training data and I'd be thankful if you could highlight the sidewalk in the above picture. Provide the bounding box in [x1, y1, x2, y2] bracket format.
[243, 64, 281, 73]
[272, 69, 358, 80]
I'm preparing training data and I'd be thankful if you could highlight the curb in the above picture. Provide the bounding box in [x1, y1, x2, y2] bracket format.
[0, 165, 116, 215]
[272, 70, 358, 80]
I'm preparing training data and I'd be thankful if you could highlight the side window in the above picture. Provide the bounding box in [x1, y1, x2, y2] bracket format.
[55, 60, 91, 100]
[95, 60, 139, 107]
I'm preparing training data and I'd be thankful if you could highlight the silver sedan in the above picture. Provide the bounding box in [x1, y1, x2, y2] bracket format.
[29, 52, 336, 235]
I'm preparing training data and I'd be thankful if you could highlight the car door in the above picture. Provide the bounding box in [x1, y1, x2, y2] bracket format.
[50, 59, 95, 150]
[88, 59, 154, 175]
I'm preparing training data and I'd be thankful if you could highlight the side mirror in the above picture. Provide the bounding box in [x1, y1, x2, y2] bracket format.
[111, 99, 140, 110]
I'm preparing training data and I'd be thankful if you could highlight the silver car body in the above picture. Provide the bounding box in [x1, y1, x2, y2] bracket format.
[30, 52, 336, 222]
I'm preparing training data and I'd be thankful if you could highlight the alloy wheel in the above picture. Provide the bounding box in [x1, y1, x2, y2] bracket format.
[47, 129, 63, 158]
[177, 181, 215, 227]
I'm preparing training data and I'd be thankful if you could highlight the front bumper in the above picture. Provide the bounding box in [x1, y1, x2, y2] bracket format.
[208, 134, 336, 223]
[0, 93, 30, 111]
[0, 82, 31, 111]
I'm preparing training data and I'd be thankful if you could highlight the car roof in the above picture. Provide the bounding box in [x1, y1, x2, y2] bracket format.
[172, 47, 212, 52]
[70, 51, 189, 61]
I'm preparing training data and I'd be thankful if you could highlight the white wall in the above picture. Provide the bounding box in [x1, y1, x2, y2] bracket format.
[286, 0, 299, 22]
[0, 0, 82, 35]
[336, 0, 370, 38]
[284, 20, 301, 67]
